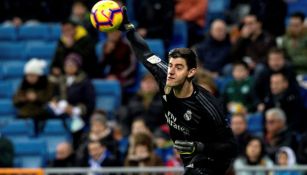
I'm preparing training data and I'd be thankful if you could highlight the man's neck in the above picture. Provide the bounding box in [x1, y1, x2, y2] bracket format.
[173, 81, 194, 98]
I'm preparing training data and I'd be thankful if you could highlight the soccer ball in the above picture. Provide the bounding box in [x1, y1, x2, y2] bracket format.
[90, 0, 123, 32]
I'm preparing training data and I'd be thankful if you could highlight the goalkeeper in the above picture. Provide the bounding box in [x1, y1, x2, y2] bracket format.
[119, 7, 237, 175]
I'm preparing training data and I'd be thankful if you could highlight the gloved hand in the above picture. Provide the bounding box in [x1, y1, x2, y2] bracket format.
[118, 6, 135, 32]
[174, 140, 205, 155]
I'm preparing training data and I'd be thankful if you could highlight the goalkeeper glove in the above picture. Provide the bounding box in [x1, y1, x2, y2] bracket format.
[174, 140, 205, 155]
[118, 6, 135, 32]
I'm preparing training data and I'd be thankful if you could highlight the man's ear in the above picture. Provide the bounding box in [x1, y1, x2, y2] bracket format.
[188, 68, 196, 78]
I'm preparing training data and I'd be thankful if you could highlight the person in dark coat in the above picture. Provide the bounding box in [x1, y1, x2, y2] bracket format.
[14, 58, 55, 135]
[75, 110, 119, 165]
[80, 139, 120, 168]
[49, 142, 75, 168]
[230, 113, 253, 156]
[262, 73, 304, 132]
[297, 131, 307, 164]
[133, 0, 174, 48]
[231, 14, 276, 76]
[49, 53, 95, 147]
[254, 48, 298, 103]
[118, 73, 164, 133]
[51, 20, 98, 78]
[193, 19, 231, 77]
[0, 134, 14, 167]
[264, 108, 298, 161]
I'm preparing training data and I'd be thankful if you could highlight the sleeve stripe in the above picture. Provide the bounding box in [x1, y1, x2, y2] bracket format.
[197, 93, 223, 125]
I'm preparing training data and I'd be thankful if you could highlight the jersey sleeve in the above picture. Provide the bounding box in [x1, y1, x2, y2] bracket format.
[126, 30, 167, 89]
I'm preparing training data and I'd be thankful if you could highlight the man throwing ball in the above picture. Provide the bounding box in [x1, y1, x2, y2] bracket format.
[119, 7, 237, 175]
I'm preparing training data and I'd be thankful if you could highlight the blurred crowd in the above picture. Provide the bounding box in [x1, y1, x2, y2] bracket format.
[1, 0, 307, 174]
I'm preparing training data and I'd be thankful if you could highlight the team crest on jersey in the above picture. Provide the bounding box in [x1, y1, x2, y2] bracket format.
[183, 110, 192, 121]
[147, 55, 161, 64]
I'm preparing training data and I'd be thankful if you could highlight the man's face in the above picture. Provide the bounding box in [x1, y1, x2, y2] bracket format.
[288, 17, 304, 36]
[268, 53, 285, 71]
[243, 16, 260, 34]
[265, 114, 284, 134]
[166, 58, 194, 87]
[88, 142, 105, 160]
[270, 74, 288, 95]
[56, 143, 71, 160]
[62, 23, 76, 38]
[231, 115, 247, 136]
[210, 20, 227, 41]
[232, 65, 249, 81]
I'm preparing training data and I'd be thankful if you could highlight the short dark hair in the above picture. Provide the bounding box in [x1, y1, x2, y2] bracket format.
[233, 60, 249, 70]
[291, 12, 305, 22]
[168, 48, 197, 70]
[268, 47, 285, 56]
[61, 19, 77, 26]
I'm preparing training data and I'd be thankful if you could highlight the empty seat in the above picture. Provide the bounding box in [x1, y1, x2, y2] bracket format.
[146, 39, 165, 59]
[0, 119, 34, 141]
[247, 113, 263, 135]
[18, 24, 50, 41]
[25, 42, 57, 60]
[0, 99, 15, 116]
[50, 23, 61, 41]
[1, 61, 26, 79]
[169, 19, 188, 49]
[0, 80, 19, 98]
[13, 139, 47, 168]
[93, 80, 121, 116]
[0, 26, 17, 41]
[0, 42, 26, 61]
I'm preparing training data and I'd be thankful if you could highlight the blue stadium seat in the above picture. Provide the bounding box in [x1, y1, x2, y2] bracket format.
[0, 80, 20, 98]
[287, 0, 307, 16]
[0, 119, 34, 141]
[214, 76, 233, 93]
[146, 39, 165, 59]
[93, 80, 121, 116]
[1, 61, 26, 79]
[169, 19, 188, 50]
[25, 41, 57, 60]
[0, 115, 15, 125]
[0, 42, 26, 61]
[50, 23, 61, 41]
[0, 99, 15, 116]
[0, 26, 17, 41]
[18, 24, 50, 41]
[13, 139, 47, 167]
[247, 113, 263, 135]
[40, 119, 70, 160]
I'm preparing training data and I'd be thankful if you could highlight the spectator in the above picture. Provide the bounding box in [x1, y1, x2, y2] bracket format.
[13, 59, 54, 135]
[231, 14, 276, 75]
[99, 30, 137, 88]
[133, 0, 174, 48]
[49, 142, 75, 168]
[153, 125, 174, 165]
[69, 1, 97, 41]
[0, 134, 14, 167]
[51, 19, 98, 78]
[193, 19, 232, 77]
[254, 48, 298, 103]
[223, 61, 258, 113]
[262, 73, 303, 131]
[234, 136, 274, 175]
[279, 12, 307, 74]
[76, 110, 119, 164]
[264, 108, 298, 161]
[194, 68, 219, 97]
[175, 0, 208, 46]
[297, 131, 307, 164]
[275, 147, 301, 175]
[49, 53, 95, 144]
[80, 139, 120, 167]
[125, 133, 163, 171]
[250, 0, 287, 37]
[118, 74, 164, 133]
[231, 113, 253, 156]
